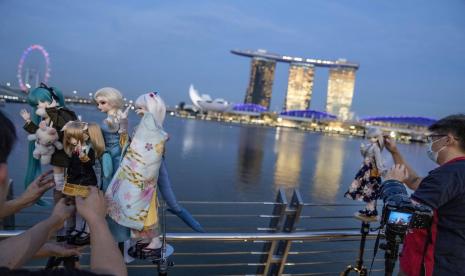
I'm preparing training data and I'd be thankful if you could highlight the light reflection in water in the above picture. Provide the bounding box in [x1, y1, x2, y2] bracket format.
[236, 127, 265, 189]
[311, 136, 346, 203]
[273, 128, 305, 191]
[181, 119, 196, 157]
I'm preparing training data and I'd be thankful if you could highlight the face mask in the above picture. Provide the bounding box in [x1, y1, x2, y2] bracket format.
[426, 137, 447, 163]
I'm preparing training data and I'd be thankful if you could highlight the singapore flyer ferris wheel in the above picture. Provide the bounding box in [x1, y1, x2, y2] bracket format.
[17, 44, 51, 91]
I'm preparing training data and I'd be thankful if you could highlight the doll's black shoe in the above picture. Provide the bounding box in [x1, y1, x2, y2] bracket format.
[140, 247, 162, 260]
[67, 230, 90, 246]
[358, 209, 377, 217]
[73, 231, 90, 246]
[128, 241, 150, 259]
[66, 229, 80, 245]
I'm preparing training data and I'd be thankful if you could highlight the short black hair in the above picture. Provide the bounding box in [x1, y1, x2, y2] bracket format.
[428, 114, 465, 152]
[0, 110, 17, 163]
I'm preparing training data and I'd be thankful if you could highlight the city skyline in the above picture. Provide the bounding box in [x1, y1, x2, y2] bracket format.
[233, 49, 359, 118]
[0, 0, 464, 118]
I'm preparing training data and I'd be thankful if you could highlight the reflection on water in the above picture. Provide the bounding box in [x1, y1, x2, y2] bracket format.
[181, 119, 196, 158]
[311, 136, 345, 203]
[236, 127, 265, 189]
[273, 127, 305, 190]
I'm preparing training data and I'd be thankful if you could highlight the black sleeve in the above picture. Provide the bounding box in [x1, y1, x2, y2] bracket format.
[412, 169, 456, 209]
[23, 121, 38, 134]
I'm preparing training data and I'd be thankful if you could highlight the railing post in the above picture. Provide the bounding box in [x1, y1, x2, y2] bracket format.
[274, 189, 304, 275]
[257, 188, 288, 275]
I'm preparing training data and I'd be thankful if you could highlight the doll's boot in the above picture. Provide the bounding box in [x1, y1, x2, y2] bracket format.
[169, 207, 205, 233]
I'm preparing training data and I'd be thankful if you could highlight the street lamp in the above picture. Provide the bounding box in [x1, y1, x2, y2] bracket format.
[6, 82, 10, 87]
[73, 90, 77, 95]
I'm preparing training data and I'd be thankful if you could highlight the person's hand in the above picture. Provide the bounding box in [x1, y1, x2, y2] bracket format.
[39, 242, 84, 258]
[19, 170, 55, 207]
[384, 136, 399, 154]
[75, 186, 107, 224]
[385, 164, 409, 182]
[20, 109, 31, 122]
[49, 198, 75, 231]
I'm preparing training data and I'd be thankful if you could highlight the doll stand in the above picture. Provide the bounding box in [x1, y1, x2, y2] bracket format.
[340, 214, 378, 275]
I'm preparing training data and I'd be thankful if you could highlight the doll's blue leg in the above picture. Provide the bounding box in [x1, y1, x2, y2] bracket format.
[158, 160, 205, 232]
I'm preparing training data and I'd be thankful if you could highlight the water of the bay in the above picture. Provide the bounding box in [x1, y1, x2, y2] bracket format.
[1, 104, 436, 275]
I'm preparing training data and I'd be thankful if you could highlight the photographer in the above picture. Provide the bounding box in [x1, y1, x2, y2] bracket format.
[384, 114, 465, 276]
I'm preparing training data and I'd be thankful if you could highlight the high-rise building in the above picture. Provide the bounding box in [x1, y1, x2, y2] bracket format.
[326, 67, 357, 121]
[244, 57, 276, 109]
[283, 63, 315, 111]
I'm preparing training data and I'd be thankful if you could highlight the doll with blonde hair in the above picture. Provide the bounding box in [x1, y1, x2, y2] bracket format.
[93, 87, 132, 243]
[62, 121, 105, 245]
[106, 92, 203, 260]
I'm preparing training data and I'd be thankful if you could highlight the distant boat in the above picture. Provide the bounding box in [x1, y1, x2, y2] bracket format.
[0, 99, 5, 106]
[189, 84, 231, 112]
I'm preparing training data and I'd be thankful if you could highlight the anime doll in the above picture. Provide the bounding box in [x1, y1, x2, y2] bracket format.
[93, 87, 132, 242]
[62, 121, 106, 245]
[20, 83, 77, 209]
[344, 127, 386, 218]
[106, 92, 203, 260]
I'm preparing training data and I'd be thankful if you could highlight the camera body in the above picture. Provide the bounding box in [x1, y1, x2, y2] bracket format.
[380, 180, 433, 237]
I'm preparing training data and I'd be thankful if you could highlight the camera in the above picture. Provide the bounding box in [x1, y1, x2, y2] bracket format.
[377, 180, 433, 275]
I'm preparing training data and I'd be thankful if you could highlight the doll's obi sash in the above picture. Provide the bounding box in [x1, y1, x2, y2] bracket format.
[106, 113, 167, 231]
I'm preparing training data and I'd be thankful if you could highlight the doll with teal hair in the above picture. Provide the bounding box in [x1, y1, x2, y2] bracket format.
[19, 83, 77, 236]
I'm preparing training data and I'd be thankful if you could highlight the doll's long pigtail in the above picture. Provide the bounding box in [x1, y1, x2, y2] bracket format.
[87, 123, 105, 159]
[24, 103, 41, 193]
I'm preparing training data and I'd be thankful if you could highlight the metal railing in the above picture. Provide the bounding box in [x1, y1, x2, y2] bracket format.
[0, 188, 387, 275]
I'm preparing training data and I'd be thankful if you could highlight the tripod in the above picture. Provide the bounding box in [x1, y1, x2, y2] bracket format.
[341, 216, 374, 276]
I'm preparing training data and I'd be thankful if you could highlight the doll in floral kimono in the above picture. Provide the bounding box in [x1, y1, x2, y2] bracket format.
[344, 127, 386, 218]
[106, 92, 204, 260]
[62, 121, 106, 245]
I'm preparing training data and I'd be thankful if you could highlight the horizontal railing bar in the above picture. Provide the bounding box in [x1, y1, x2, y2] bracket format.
[296, 227, 364, 232]
[284, 259, 383, 266]
[283, 269, 384, 276]
[128, 263, 265, 268]
[299, 215, 357, 219]
[0, 230, 378, 241]
[174, 251, 266, 256]
[173, 248, 378, 256]
[303, 203, 383, 207]
[179, 201, 281, 205]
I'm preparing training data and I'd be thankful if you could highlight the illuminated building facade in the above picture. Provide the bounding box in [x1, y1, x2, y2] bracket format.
[283, 63, 315, 111]
[326, 67, 357, 121]
[232, 50, 359, 119]
[244, 57, 276, 110]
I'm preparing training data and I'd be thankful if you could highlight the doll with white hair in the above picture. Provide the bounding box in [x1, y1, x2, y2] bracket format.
[106, 92, 204, 260]
[344, 127, 386, 219]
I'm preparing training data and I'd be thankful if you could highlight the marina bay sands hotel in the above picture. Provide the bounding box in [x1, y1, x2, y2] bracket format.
[231, 49, 359, 121]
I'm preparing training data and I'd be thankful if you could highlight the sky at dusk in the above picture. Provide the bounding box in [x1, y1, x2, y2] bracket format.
[0, 0, 464, 119]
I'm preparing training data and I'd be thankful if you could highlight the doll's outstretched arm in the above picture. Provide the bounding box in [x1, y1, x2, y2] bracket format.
[158, 160, 205, 232]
